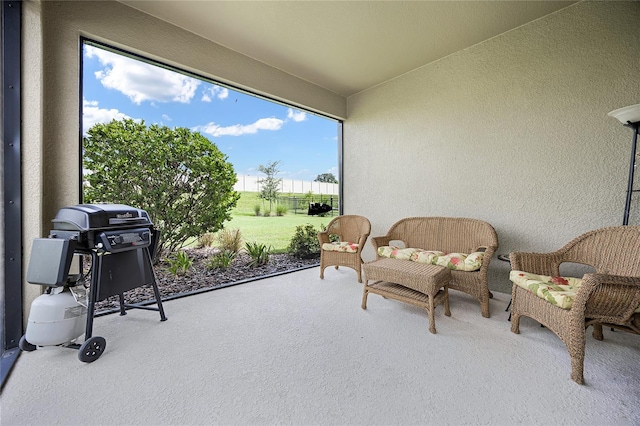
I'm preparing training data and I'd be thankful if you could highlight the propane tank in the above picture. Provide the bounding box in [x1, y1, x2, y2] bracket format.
[24, 287, 87, 346]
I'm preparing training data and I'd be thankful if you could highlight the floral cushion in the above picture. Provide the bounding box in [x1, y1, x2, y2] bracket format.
[376, 246, 420, 260]
[510, 271, 583, 309]
[434, 252, 485, 271]
[410, 250, 445, 264]
[377, 247, 485, 271]
[511, 270, 640, 312]
[322, 242, 359, 253]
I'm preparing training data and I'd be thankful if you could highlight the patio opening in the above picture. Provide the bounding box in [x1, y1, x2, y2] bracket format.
[81, 39, 342, 312]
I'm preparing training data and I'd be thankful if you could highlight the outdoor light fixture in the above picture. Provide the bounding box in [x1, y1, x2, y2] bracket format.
[608, 103, 640, 225]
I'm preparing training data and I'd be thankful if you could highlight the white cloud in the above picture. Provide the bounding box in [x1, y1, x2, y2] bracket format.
[86, 45, 200, 105]
[214, 86, 229, 100]
[194, 117, 284, 137]
[287, 108, 307, 122]
[82, 98, 133, 134]
[161, 114, 172, 121]
[201, 85, 229, 102]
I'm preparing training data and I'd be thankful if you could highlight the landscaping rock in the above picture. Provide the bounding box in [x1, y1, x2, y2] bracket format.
[94, 248, 319, 313]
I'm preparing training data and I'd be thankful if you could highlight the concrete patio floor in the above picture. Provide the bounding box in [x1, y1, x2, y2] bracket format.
[2, 267, 640, 425]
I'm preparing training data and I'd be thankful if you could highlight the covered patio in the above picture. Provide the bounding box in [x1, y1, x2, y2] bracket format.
[2, 267, 640, 424]
[2, 1, 640, 421]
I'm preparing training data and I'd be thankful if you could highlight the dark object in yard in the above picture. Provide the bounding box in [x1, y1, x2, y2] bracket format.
[308, 203, 332, 215]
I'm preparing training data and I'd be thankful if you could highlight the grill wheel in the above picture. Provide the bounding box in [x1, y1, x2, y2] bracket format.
[78, 336, 106, 363]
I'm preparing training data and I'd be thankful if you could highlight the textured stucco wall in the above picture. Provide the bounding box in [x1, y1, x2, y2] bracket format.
[345, 1, 640, 293]
[22, 1, 46, 316]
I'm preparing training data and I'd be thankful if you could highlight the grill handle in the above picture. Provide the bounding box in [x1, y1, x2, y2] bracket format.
[108, 217, 149, 225]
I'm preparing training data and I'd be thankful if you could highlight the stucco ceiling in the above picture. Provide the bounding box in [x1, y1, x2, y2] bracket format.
[120, 0, 577, 97]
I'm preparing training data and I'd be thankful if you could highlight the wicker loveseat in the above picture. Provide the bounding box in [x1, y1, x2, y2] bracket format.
[509, 226, 640, 384]
[364, 217, 499, 318]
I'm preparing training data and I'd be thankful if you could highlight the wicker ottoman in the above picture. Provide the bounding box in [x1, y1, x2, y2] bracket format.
[362, 258, 451, 333]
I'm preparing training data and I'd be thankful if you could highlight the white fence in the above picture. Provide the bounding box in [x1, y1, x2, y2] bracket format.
[234, 174, 339, 195]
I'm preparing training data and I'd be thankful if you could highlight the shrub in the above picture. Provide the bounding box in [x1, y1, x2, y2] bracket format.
[315, 223, 338, 243]
[207, 250, 237, 270]
[276, 205, 288, 216]
[287, 223, 321, 259]
[263, 209, 271, 217]
[245, 241, 271, 267]
[83, 119, 240, 255]
[167, 251, 193, 275]
[197, 232, 216, 248]
[217, 228, 243, 254]
[253, 204, 261, 216]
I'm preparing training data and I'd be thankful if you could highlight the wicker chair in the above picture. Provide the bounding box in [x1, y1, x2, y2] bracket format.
[318, 215, 371, 282]
[510, 226, 640, 384]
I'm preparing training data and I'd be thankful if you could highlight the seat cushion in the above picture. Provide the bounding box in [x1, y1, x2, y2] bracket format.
[322, 242, 359, 253]
[511, 270, 640, 312]
[510, 271, 582, 309]
[377, 247, 484, 271]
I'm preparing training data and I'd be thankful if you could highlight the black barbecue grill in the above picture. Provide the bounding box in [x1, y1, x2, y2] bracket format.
[22, 203, 167, 362]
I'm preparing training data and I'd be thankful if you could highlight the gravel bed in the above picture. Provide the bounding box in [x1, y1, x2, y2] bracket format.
[94, 247, 319, 313]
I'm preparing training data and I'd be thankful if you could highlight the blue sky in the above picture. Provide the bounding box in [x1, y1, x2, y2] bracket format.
[82, 43, 339, 182]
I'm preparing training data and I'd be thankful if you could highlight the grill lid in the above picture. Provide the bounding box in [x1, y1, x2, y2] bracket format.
[52, 203, 152, 231]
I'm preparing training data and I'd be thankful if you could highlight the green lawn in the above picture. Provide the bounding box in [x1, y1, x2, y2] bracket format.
[219, 192, 337, 253]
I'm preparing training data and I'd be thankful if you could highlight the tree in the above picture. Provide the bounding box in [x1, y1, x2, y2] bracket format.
[257, 160, 282, 214]
[83, 119, 240, 255]
[315, 173, 338, 184]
